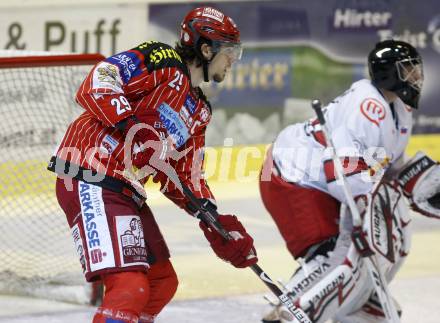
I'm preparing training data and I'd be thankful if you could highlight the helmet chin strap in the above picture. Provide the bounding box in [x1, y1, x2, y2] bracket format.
[202, 60, 210, 82]
[202, 52, 217, 82]
[395, 86, 420, 109]
[194, 37, 217, 83]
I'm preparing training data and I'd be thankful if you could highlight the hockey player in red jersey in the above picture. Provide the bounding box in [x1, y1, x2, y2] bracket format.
[259, 40, 440, 322]
[49, 7, 257, 323]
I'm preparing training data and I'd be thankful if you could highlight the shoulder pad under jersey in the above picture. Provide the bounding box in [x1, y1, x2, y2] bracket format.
[133, 41, 189, 76]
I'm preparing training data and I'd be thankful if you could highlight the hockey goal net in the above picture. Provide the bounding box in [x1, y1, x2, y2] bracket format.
[0, 51, 104, 304]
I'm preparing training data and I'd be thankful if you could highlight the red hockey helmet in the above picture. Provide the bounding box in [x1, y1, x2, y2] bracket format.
[181, 7, 240, 45]
[180, 7, 242, 61]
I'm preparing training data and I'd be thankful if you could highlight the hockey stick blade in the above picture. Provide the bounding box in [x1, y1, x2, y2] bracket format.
[180, 183, 312, 323]
[310, 99, 400, 323]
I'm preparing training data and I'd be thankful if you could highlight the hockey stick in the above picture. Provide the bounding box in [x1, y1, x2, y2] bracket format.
[311, 99, 400, 323]
[179, 183, 312, 323]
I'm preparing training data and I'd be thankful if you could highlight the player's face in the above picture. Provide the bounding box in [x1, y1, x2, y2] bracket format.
[406, 64, 423, 91]
[209, 52, 232, 82]
[209, 43, 242, 83]
[397, 58, 424, 92]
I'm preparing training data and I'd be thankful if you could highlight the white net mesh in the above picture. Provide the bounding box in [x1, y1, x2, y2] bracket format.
[0, 51, 102, 304]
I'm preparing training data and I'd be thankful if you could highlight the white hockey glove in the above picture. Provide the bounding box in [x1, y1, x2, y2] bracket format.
[398, 151, 440, 219]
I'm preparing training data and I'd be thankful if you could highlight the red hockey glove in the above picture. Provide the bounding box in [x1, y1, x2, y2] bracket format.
[199, 214, 258, 268]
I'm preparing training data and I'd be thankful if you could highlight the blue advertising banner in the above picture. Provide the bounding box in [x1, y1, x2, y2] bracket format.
[149, 0, 440, 133]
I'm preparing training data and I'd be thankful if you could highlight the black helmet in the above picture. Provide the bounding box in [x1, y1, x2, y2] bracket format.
[368, 39, 423, 109]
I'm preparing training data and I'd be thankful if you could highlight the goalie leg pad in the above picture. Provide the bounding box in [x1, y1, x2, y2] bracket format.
[275, 189, 410, 323]
[336, 310, 389, 323]
[274, 232, 372, 323]
[296, 247, 372, 322]
[336, 293, 402, 323]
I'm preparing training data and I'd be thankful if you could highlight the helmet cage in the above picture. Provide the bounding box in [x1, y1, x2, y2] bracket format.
[212, 41, 243, 62]
[368, 42, 424, 109]
[396, 57, 423, 93]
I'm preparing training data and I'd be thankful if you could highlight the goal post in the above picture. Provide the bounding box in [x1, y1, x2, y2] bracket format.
[0, 54, 104, 68]
[0, 52, 104, 304]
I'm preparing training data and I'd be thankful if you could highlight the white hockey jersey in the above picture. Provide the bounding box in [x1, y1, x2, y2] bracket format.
[272, 79, 413, 203]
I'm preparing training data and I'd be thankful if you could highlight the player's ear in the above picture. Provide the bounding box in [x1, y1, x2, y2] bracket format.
[200, 43, 213, 60]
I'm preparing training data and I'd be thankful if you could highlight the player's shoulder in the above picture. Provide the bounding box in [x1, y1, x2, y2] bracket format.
[349, 79, 390, 128]
[350, 79, 384, 101]
[132, 41, 189, 76]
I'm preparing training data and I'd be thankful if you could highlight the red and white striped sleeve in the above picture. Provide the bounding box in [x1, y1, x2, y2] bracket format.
[75, 50, 146, 127]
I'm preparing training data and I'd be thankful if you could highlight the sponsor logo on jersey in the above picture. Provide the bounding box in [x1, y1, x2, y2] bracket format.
[96, 63, 119, 86]
[199, 106, 210, 122]
[184, 94, 197, 115]
[202, 7, 224, 22]
[116, 216, 148, 266]
[100, 134, 119, 155]
[179, 106, 194, 128]
[106, 51, 142, 83]
[79, 182, 115, 271]
[71, 224, 87, 273]
[360, 98, 386, 126]
[149, 46, 183, 65]
[157, 102, 190, 148]
[137, 40, 158, 49]
[153, 121, 166, 129]
[79, 183, 101, 252]
[90, 249, 103, 264]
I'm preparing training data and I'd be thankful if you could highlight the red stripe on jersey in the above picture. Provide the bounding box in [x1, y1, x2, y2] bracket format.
[324, 157, 369, 183]
[53, 46, 214, 207]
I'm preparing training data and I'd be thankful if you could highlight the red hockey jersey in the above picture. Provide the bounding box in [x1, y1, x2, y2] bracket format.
[49, 41, 215, 208]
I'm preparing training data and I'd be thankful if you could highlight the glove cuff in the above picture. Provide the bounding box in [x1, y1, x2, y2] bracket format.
[398, 152, 436, 196]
